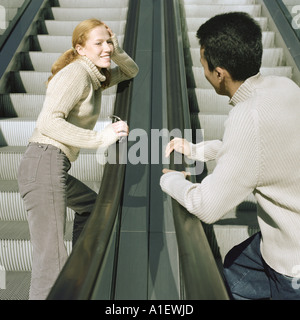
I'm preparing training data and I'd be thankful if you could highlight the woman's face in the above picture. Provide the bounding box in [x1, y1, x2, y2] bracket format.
[76, 25, 114, 69]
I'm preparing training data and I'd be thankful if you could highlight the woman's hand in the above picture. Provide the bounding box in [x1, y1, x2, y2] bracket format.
[165, 138, 191, 158]
[104, 23, 114, 37]
[111, 121, 129, 137]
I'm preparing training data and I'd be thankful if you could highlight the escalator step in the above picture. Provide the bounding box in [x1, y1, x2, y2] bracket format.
[0, 271, 30, 300]
[49, 7, 128, 21]
[184, 4, 262, 18]
[188, 88, 231, 114]
[188, 48, 285, 68]
[183, 0, 256, 4]
[43, 20, 126, 36]
[55, 0, 129, 8]
[0, 147, 106, 183]
[186, 31, 275, 49]
[0, 237, 72, 271]
[185, 17, 268, 32]
[188, 66, 293, 90]
[0, 117, 113, 146]
[0, 91, 116, 117]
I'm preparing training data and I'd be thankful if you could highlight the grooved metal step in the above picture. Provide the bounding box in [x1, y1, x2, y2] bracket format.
[188, 48, 286, 68]
[186, 31, 276, 49]
[49, 7, 128, 21]
[183, 4, 262, 17]
[184, 0, 256, 4]
[55, 0, 129, 8]
[0, 221, 73, 241]
[0, 146, 106, 182]
[188, 88, 231, 114]
[188, 66, 293, 90]
[42, 20, 126, 36]
[184, 16, 269, 32]
[0, 117, 112, 146]
[0, 271, 30, 300]
[0, 238, 72, 271]
[2, 92, 116, 121]
[0, 179, 98, 222]
[198, 114, 228, 140]
[30, 34, 124, 53]
[1, 88, 117, 116]
[20, 52, 122, 73]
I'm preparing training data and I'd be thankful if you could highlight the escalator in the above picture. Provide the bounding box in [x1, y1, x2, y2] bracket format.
[0, 0, 299, 301]
[0, 0, 129, 300]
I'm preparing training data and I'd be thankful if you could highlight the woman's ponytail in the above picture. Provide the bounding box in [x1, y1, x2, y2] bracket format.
[47, 48, 78, 84]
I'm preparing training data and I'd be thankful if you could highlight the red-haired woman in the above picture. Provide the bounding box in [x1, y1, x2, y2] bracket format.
[18, 19, 138, 300]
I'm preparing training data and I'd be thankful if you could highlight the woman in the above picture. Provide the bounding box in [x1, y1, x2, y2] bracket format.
[17, 19, 138, 300]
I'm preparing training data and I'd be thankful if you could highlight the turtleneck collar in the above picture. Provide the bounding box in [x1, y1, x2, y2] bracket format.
[229, 73, 262, 106]
[78, 56, 106, 90]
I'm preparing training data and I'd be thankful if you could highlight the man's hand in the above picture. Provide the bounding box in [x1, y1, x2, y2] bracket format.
[165, 138, 191, 158]
[162, 168, 191, 179]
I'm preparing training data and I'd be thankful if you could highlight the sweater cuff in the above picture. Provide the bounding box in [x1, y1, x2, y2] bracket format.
[188, 140, 222, 162]
[160, 171, 192, 208]
[96, 123, 119, 148]
[111, 34, 124, 56]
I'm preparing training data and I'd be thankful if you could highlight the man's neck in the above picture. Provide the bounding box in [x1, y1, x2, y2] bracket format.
[227, 79, 244, 99]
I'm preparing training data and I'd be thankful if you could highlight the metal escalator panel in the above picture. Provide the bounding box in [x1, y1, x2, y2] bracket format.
[0, 0, 129, 300]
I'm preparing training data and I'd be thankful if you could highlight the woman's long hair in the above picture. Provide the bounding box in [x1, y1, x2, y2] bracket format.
[47, 19, 111, 87]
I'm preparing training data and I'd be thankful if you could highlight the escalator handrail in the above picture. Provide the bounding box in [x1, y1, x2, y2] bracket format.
[0, 0, 31, 49]
[163, 0, 229, 300]
[275, 0, 300, 42]
[0, 0, 45, 79]
[263, 0, 300, 72]
[47, 0, 140, 300]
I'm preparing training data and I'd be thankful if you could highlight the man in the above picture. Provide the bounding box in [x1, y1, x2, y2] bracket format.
[160, 12, 300, 299]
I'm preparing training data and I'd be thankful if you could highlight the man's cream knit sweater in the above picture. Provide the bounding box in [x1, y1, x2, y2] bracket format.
[29, 35, 138, 162]
[160, 73, 300, 277]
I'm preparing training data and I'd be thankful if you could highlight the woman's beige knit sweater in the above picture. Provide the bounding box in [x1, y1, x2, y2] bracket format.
[29, 35, 139, 162]
[160, 73, 300, 277]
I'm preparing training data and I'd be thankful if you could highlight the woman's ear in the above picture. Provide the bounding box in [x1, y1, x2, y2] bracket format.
[75, 44, 85, 56]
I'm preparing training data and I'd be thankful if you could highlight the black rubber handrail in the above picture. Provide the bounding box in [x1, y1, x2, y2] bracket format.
[163, 0, 229, 300]
[0, 0, 46, 79]
[276, 0, 300, 41]
[47, 0, 140, 300]
[0, 0, 31, 49]
[263, 0, 300, 73]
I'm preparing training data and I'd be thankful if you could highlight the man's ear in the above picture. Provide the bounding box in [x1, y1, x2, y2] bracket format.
[76, 45, 85, 56]
[215, 67, 226, 82]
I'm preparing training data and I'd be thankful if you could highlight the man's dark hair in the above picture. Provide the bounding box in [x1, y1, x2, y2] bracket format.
[197, 12, 263, 81]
